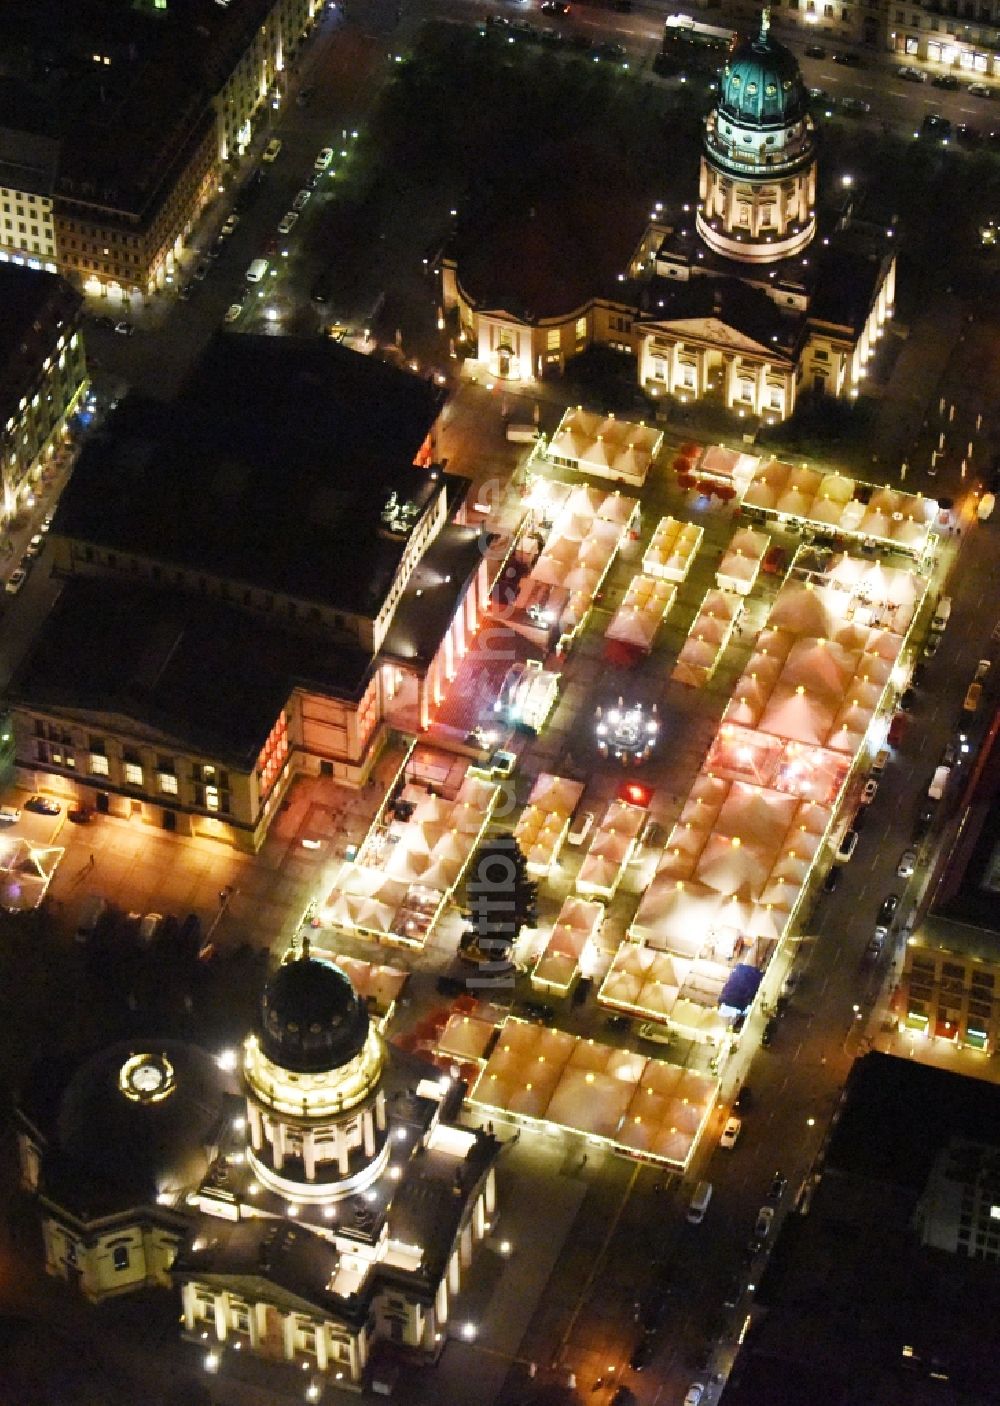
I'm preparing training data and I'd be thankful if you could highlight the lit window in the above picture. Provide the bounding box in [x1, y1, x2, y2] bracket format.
[205, 786, 220, 812]
[159, 772, 178, 795]
[124, 762, 143, 786]
[90, 753, 109, 776]
[990, 1206, 1000, 1220]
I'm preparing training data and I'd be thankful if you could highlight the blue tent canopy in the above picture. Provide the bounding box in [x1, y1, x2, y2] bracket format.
[719, 963, 762, 1014]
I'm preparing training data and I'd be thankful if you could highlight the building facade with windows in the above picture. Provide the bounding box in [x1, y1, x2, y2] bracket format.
[442, 15, 894, 423]
[174, 954, 501, 1385]
[0, 0, 321, 301]
[886, 0, 1000, 74]
[17, 953, 502, 1385]
[0, 264, 88, 526]
[6, 336, 490, 849]
[16, 1040, 231, 1302]
[895, 698, 1000, 1052]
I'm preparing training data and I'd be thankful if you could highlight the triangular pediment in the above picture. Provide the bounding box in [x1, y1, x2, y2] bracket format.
[642, 315, 786, 360]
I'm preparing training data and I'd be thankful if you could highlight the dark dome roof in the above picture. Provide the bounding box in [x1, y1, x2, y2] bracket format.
[54, 1040, 226, 1206]
[260, 956, 369, 1073]
[718, 17, 807, 127]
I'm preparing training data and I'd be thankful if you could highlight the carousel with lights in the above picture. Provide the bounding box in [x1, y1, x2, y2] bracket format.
[595, 698, 660, 765]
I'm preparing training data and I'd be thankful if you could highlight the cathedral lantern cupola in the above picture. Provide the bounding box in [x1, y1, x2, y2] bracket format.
[696, 8, 817, 264]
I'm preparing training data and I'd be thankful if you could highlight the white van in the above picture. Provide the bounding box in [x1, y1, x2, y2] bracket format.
[686, 1180, 713, 1224]
[931, 597, 952, 633]
[75, 895, 107, 943]
[928, 765, 951, 801]
[246, 258, 269, 284]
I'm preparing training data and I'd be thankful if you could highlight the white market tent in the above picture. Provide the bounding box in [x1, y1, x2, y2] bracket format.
[716, 526, 770, 597]
[322, 769, 500, 947]
[514, 772, 586, 877]
[529, 486, 639, 639]
[533, 896, 605, 992]
[545, 407, 662, 488]
[576, 801, 647, 898]
[643, 516, 703, 583]
[469, 1017, 717, 1169]
[672, 589, 743, 687]
[605, 574, 677, 652]
[741, 459, 938, 558]
[600, 546, 928, 1041]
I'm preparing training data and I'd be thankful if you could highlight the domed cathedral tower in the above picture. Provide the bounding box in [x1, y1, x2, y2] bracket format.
[697, 8, 817, 264]
[243, 947, 390, 1202]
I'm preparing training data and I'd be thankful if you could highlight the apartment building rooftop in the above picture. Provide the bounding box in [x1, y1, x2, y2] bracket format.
[53, 335, 449, 618]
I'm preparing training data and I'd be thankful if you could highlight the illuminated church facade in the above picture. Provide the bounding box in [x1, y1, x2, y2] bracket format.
[442, 10, 895, 423]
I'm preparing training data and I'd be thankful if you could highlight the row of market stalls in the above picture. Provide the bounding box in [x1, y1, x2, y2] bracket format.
[521, 480, 640, 645]
[642, 516, 704, 583]
[673, 443, 938, 559]
[605, 575, 677, 655]
[716, 527, 771, 596]
[597, 548, 927, 1044]
[576, 800, 647, 899]
[672, 588, 744, 688]
[0, 835, 63, 912]
[320, 769, 500, 947]
[532, 896, 605, 993]
[468, 1018, 717, 1169]
[514, 772, 586, 878]
[543, 407, 662, 489]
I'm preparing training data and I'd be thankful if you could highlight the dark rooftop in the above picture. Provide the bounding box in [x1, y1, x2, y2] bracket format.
[18, 1040, 229, 1220]
[721, 1053, 1000, 1405]
[0, 264, 81, 415]
[8, 576, 372, 767]
[53, 335, 447, 618]
[383, 525, 488, 668]
[922, 701, 1000, 946]
[0, 0, 294, 216]
[453, 141, 651, 321]
[807, 241, 887, 337]
[638, 273, 801, 362]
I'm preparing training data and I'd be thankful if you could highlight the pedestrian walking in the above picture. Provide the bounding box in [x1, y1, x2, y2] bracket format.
[88, 853, 95, 868]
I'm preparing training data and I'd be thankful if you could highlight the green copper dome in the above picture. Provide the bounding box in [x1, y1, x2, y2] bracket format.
[718, 10, 808, 128]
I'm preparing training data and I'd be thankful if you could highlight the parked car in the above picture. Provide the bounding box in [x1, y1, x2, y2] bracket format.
[732, 1085, 752, 1112]
[6, 567, 27, 594]
[193, 260, 210, 281]
[860, 777, 878, 805]
[221, 214, 240, 237]
[761, 1016, 778, 1048]
[749, 1204, 775, 1251]
[768, 1170, 788, 1201]
[833, 51, 864, 66]
[277, 211, 299, 236]
[921, 113, 952, 139]
[975, 658, 991, 681]
[223, 302, 243, 324]
[67, 806, 94, 824]
[898, 687, 917, 712]
[804, 43, 826, 57]
[932, 72, 961, 89]
[720, 1116, 742, 1149]
[822, 865, 841, 893]
[683, 1387, 704, 1406]
[835, 829, 859, 863]
[262, 137, 282, 162]
[956, 123, 981, 145]
[878, 893, 900, 925]
[177, 282, 193, 301]
[923, 634, 941, 659]
[292, 188, 311, 212]
[964, 682, 983, 713]
[722, 1272, 743, 1308]
[26, 533, 45, 559]
[638, 1021, 674, 1045]
[762, 544, 788, 575]
[896, 64, 926, 81]
[864, 933, 885, 963]
[897, 848, 917, 879]
[840, 95, 871, 114]
[540, 0, 570, 12]
[314, 146, 335, 171]
[0, 806, 22, 824]
[25, 794, 60, 815]
[887, 712, 909, 746]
